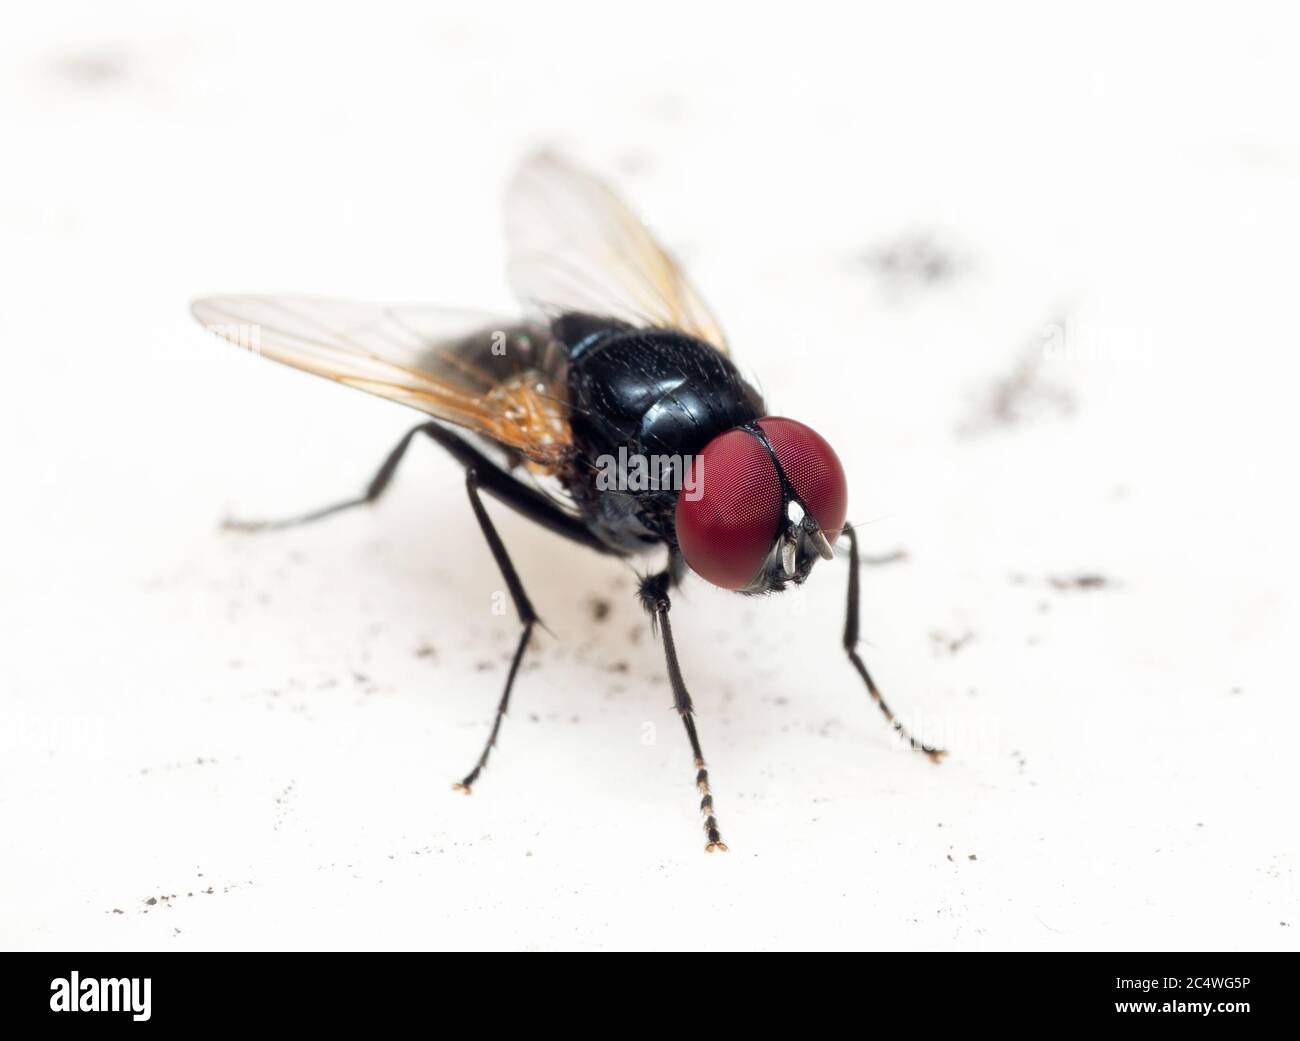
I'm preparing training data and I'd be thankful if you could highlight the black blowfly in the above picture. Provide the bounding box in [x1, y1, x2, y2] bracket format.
[192, 154, 944, 852]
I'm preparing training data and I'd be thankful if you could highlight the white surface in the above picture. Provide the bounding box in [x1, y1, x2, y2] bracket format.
[1, 1, 1296, 951]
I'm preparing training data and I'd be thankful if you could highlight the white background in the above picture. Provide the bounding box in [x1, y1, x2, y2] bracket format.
[1, 1, 1296, 951]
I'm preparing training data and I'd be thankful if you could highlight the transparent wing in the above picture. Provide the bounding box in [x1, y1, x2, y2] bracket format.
[190, 295, 572, 467]
[506, 152, 730, 354]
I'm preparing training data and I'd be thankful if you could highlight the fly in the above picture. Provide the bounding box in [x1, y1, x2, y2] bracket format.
[191, 153, 944, 852]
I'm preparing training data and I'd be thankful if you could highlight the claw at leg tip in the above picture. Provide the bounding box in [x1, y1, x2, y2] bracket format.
[452, 782, 473, 794]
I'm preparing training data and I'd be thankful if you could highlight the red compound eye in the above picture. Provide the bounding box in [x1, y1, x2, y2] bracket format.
[675, 429, 781, 590]
[757, 417, 848, 543]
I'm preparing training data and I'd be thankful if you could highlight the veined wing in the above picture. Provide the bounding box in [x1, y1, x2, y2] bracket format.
[190, 295, 572, 467]
[506, 153, 730, 354]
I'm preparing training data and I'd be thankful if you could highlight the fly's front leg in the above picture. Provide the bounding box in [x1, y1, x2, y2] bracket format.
[452, 467, 540, 793]
[639, 565, 727, 853]
[842, 524, 945, 763]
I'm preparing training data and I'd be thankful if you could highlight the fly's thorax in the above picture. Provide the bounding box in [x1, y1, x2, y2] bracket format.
[560, 323, 765, 548]
[565, 325, 764, 463]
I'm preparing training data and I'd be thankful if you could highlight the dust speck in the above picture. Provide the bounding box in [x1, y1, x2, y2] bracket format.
[1048, 573, 1112, 592]
[958, 326, 1076, 436]
[930, 629, 975, 656]
[862, 233, 967, 298]
[50, 48, 131, 87]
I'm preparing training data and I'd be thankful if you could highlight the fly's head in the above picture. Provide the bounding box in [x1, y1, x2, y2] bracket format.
[674, 417, 848, 594]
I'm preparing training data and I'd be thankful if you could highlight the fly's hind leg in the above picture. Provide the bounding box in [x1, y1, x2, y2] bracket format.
[222, 421, 613, 555]
[223, 422, 438, 532]
[640, 560, 728, 853]
[452, 467, 540, 793]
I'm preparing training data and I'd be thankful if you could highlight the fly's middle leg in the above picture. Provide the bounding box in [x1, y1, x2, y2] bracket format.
[452, 467, 540, 793]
